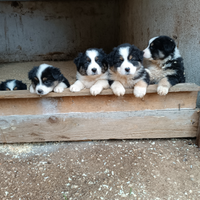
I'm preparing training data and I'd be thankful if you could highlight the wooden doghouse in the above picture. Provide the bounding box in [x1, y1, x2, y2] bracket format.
[0, 1, 200, 145]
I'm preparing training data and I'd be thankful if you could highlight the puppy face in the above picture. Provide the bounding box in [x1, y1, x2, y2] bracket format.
[0, 80, 27, 91]
[74, 48, 108, 76]
[143, 36, 176, 60]
[108, 43, 143, 76]
[28, 64, 62, 95]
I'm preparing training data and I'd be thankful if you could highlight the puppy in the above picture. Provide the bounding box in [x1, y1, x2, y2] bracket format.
[28, 63, 70, 95]
[70, 48, 109, 96]
[143, 36, 185, 95]
[0, 79, 27, 91]
[107, 43, 150, 98]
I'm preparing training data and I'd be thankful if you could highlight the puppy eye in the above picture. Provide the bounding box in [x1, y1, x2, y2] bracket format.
[87, 57, 91, 62]
[6, 88, 10, 91]
[44, 80, 50, 84]
[14, 87, 18, 90]
[95, 57, 99, 61]
[119, 56, 124, 61]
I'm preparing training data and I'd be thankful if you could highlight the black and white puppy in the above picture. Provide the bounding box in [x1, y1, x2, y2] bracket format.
[0, 79, 27, 91]
[107, 43, 150, 98]
[28, 63, 70, 95]
[70, 48, 109, 96]
[143, 36, 185, 95]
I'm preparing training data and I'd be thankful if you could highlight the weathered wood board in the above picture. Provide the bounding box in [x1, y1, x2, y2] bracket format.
[0, 110, 198, 143]
[0, 83, 199, 144]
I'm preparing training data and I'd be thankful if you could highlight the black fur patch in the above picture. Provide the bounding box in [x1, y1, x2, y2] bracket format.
[0, 79, 27, 91]
[165, 57, 185, 86]
[149, 36, 176, 60]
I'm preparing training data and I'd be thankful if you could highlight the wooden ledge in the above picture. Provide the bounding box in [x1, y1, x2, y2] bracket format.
[0, 83, 199, 99]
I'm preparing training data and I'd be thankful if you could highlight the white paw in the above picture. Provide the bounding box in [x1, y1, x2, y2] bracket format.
[70, 84, 81, 92]
[134, 86, 147, 98]
[90, 85, 102, 96]
[112, 86, 125, 96]
[29, 85, 36, 93]
[54, 86, 64, 93]
[157, 86, 169, 96]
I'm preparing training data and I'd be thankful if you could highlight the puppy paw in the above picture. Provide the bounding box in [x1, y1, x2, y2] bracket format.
[112, 86, 125, 96]
[29, 85, 36, 93]
[157, 86, 169, 96]
[134, 86, 147, 98]
[54, 85, 64, 93]
[90, 85, 102, 96]
[70, 84, 81, 92]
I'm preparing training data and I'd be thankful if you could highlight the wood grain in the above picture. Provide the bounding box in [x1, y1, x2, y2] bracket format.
[196, 111, 200, 147]
[0, 83, 199, 99]
[0, 110, 198, 143]
[0, 91, 198, 116]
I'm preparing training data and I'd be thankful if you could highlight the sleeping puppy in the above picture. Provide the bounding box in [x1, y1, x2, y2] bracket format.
[70, 48, 109, 96]
[28, 63, 70, 95]
[143, 36, 185, 95]
[0, 79, 27, 91]
[107, 43, 150, 98]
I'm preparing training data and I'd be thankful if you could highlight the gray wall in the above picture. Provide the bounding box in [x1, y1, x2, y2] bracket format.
[119, 0, 200, 106]
[0, 0, 119, 62]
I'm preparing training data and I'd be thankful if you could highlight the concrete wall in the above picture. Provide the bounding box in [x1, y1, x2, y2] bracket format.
[119, 0, 200, 106]
[0, 0, 119, 62]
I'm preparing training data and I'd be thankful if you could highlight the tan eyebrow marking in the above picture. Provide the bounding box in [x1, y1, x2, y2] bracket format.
[43, 77, 47, 81]
[95, 57, 99, 61]
[151, 43, 154, 46]
[6, 88, 10, 91]
[34, 77, 38, 81]
[87, 57, 91, 62]
[129, 55, 133, 60]
[14, 87, 18, 90]
[120, 56, 124, 61]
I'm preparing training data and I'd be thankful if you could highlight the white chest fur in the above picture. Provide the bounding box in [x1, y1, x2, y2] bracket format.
[109, 69, 138, 88]
[147, 63, 175, 83]
[77, 72, 108, 88]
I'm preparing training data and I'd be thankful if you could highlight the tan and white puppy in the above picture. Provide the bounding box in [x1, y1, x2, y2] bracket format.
[70, 48, 109, 96]
[143, 36, 185, 95]
[107, 43, 150, 98]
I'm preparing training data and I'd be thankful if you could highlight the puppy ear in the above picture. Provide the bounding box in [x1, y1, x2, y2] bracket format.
[28, 66, 38, 80]
[74, 53, 83, 70]
[138, 50, 144, 62]
[163, 39, 175, 53]
[51, 67, 62, 80]
[107, 48, 117, 66]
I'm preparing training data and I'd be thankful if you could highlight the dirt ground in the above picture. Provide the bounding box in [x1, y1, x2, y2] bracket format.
[0, 138, 200, 200]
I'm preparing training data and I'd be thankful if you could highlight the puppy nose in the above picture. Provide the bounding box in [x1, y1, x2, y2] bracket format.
[37, 89, 43, 94]
[125, 67, 130, 72]
[92, 68, 97, 73]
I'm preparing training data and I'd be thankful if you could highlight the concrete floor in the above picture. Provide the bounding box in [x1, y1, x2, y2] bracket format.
[0, 138, 200, 200]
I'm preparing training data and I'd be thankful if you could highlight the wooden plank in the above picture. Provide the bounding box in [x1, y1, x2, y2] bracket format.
[0, 83, 199, 99]
[196, 111, 200, 147]
[0, 110, 198, 143]
[0, 91, 198, 116]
